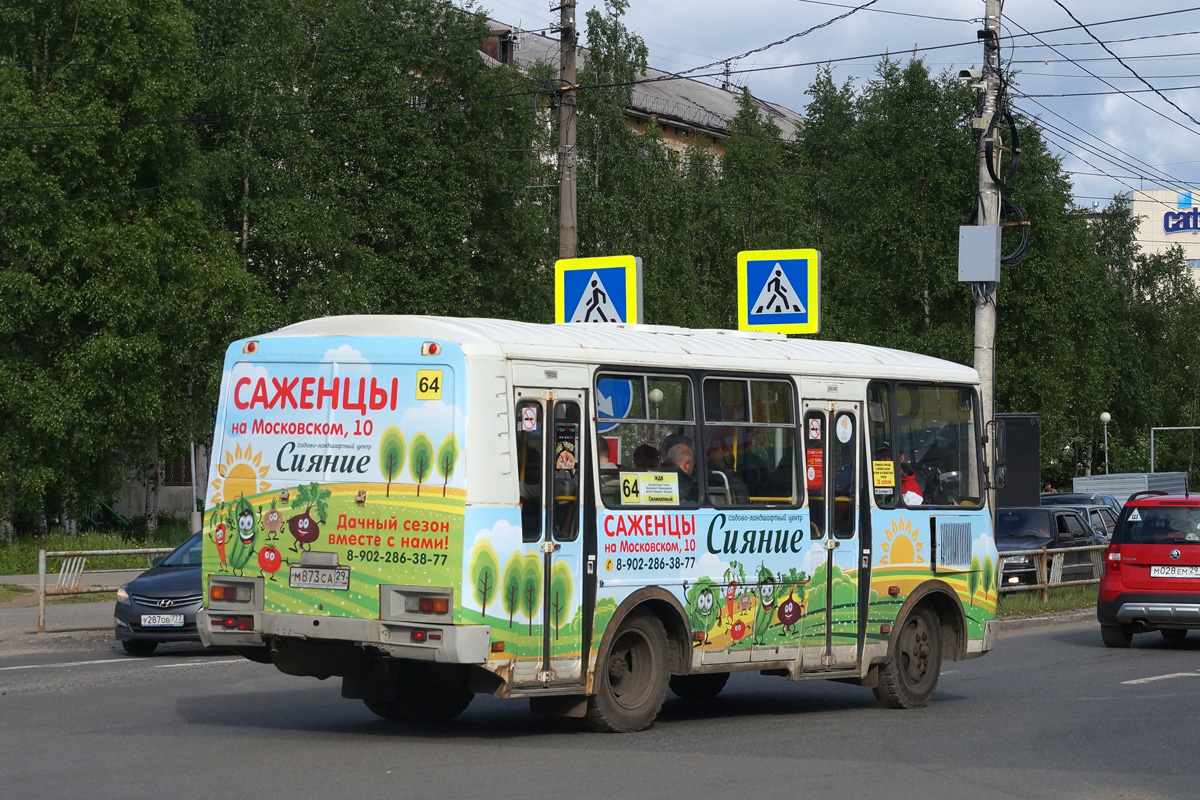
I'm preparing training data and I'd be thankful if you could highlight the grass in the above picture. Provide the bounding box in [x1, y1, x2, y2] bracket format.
[0, 583, 32, 602]
[997, 584, 1097, 617]
[0, 518, 193, 576]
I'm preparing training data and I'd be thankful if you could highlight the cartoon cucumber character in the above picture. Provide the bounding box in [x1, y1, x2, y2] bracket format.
[226, 497, 259, 576]
[752, 563, 777, 645]
[684, 577, 720, 646]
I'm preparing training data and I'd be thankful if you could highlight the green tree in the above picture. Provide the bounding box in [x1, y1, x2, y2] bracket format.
[469, 540, 500, 619]
[409, 433, 434, 497]
[520, 551, 542, 635]
[982, 554, 994, 599]
[968, 555, 981, 605]
[501, 551, 523, 628]
[435, 433, 460, 497]
[549, 560, 574, 639]
[378, 426, 407, 497]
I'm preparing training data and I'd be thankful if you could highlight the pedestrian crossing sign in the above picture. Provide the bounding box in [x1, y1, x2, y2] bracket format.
[555, 255, 643, 325]
[737, 248, 821, 334]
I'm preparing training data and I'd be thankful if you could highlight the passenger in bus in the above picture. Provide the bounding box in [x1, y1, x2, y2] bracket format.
[633, 443, 660, 470]
[705, 440, 749, 505]
[598, 437, 620, 504]
[900, 455, 924, 506]
[660, 435, 698, 501]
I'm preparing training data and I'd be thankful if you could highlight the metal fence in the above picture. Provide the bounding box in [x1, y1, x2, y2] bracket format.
[997, 543, 1107, 601]
[37, 547, 173, 633]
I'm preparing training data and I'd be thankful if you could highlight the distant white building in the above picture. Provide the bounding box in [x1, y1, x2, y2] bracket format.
[1124, 189, 1200, 281]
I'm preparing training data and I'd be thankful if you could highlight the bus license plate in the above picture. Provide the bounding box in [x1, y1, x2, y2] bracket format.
[141, 614, 184, 627]
[1150, 565, 1200, 578]
[289, 565, 351, 590]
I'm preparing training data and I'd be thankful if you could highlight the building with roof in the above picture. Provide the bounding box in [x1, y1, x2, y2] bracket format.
[1124, 189, 1200, 281]
[478, 19, 804, 156]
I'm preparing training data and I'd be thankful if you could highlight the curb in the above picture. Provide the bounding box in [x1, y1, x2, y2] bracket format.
[998, 607, 1095, 631]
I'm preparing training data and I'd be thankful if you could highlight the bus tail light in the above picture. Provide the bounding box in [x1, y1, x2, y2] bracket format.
[406, 595, 449, 614]
[411, 629, 442, 643]
[210, 584, 252, 603]
[213, 615, 255, 631]
[421, 341, 442, 356]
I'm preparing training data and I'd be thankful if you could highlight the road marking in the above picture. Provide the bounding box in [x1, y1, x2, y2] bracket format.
[0, 657, 243, 672]
[1122, 671, 1200, 685]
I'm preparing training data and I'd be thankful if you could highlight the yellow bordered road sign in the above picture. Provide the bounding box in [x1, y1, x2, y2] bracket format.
[737, 249, 821, 334]
[555, 256, 643, 324]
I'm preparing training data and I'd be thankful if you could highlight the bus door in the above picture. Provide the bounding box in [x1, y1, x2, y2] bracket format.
[801, 400, 862, 671]
[513, 388, 588, 687]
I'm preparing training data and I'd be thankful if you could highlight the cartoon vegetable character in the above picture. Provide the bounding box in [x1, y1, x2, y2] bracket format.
[729, 620, 747, 642]
[777, 591, 803, 635]
[288, 482, 330, 552]
[211, 522, 228, 568]
[261, 501, 285, 534]
[684, 577, 720, 646]
[723, 561, 746, 628]
[752, 564, 777, 645]
[258, 533, 283, 581]
[225, 497, 258, 576]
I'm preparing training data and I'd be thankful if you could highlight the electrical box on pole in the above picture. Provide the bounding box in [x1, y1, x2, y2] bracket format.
[958, 226, 1001, 282]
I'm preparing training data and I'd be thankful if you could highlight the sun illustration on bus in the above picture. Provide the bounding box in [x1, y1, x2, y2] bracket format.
[210, 443, 271, 503]
[880, 517, 924, 565]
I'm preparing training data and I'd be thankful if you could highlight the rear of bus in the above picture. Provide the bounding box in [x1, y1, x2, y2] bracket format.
[197, 327, 486, 713]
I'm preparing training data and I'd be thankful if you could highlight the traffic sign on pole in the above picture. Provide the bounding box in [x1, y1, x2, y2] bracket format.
[736, 249, 820, 334]
[555, 256, 643, 325]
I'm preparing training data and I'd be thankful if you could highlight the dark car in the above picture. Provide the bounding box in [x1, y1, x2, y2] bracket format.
[1057, 504, 1120, 543]
[113, 532, 203, 655]
[1098, 491, 1200, 647]
[996, 507, 1100, 587]
[1042, 491, 1122, 515]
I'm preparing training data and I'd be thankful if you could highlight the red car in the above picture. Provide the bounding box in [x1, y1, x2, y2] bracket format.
[1098, 491, 1200, 647]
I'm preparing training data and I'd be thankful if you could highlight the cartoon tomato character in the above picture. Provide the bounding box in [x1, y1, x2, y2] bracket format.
[258, 544, 282, 579]
[729, 620, 747, 642]
[212, 523, 228, 567]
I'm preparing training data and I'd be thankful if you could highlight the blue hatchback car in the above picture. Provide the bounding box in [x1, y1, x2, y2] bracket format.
[113, 532, 203, 656]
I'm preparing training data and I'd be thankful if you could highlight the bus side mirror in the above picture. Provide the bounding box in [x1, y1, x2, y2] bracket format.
[990, 418, 1007, 490]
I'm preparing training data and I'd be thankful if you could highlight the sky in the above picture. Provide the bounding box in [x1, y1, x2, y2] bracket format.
[467, 0, 1200, 209]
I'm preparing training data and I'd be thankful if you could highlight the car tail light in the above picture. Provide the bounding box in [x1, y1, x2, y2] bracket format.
[210, 584, 252, 603]
[213, 615, 255, 631]
[1105, 543, 1122, 572]
[405, 595, 449, 614]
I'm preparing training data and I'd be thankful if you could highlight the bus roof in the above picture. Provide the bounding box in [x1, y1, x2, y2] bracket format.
[265, 315, 978, 384]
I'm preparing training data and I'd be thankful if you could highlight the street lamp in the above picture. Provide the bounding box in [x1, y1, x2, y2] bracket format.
[1100, 412, 1111, 474]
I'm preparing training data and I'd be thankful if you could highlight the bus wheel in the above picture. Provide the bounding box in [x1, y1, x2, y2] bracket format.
[873, 607, 940, 709]
[585, 613, 669, 732]
[364, 666, 473, 723]
[669, 672, 729, 700]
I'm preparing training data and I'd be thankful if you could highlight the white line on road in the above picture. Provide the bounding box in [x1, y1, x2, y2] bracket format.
[1122, 671, 1200, 685]
[0, 657, 243, 672]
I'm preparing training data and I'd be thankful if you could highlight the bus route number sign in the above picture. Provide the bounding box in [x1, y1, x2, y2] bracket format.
[416, 370, 442, 400]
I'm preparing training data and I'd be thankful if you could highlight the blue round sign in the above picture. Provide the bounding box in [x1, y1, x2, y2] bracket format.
[596, 378, 634, 433]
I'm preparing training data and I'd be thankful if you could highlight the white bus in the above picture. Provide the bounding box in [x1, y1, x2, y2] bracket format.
[199, 316, 999, 732]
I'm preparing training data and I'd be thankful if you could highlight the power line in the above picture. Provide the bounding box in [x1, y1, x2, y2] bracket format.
[791, 0, 972, 24]
[1050, 0, 1200, 127]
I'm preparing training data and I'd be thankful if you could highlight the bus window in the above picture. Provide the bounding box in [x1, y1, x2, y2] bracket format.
[515, 399, 544, 542]
[594, 372, 697, 508]
[701, 377, 797, 507]
[552, 401, 582, 542]
[805, 410, 826, 539]
[892, 383, 982, 507]
[831, 411, 857, 539]
[868, 383, 898, 509]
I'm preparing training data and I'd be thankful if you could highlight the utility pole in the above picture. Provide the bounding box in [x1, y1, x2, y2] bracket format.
[974, 0, 1003, 514]
[556, 1, 578, 260]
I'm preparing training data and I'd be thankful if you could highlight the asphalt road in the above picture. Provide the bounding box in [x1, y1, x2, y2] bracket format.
[2, 617, 1198, 800]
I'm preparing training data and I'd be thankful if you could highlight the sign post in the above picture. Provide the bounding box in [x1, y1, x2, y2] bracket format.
[736, 249, 821, 334]
[555, 255, 643, 324]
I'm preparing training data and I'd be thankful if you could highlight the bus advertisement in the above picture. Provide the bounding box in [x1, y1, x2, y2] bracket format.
[198, 316, 999, 732]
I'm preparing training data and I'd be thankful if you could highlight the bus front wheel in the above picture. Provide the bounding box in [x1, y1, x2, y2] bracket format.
[873, 606, 940, 709]
[585, 612, 669, 732]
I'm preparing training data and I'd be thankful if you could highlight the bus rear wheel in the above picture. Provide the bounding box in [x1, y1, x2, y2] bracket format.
[363, 665, 473, 724]
[669, 672, 729, 700]
[585, 613, 669, 732]
[873, 606, 940, 709]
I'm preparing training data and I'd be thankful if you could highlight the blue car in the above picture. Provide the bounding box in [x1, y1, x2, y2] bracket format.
[113, 532, 203, 656]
